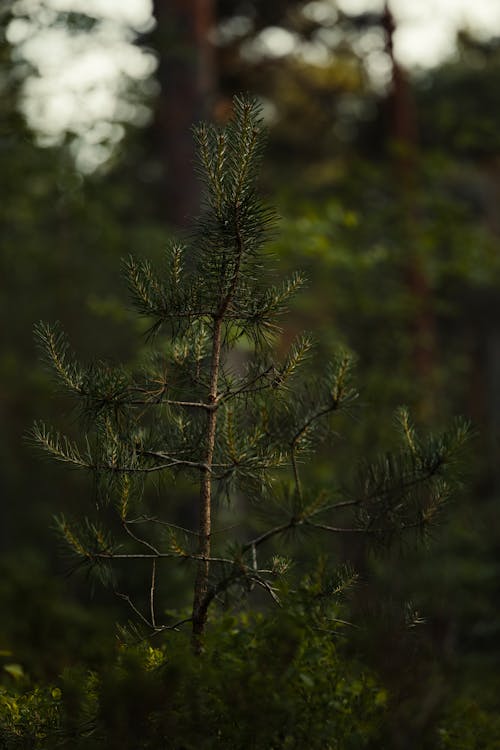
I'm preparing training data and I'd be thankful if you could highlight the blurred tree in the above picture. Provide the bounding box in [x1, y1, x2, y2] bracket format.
[149, 0, 216, 227]
[382, 3, 436, 414]
[214, 0, 375, 189]
[0, 0, 168, 676]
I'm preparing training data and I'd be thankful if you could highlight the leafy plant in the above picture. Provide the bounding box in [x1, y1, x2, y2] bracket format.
[0, 591, 389, 749]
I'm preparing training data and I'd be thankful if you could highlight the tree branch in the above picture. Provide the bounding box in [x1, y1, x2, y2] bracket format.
[122, 519, 160, 555]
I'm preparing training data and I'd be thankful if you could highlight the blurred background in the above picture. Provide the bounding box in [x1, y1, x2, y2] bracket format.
[2, 0, 500, 744]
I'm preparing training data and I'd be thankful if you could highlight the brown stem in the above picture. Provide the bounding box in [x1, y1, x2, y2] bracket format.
[191, 316, 222, 651]
[290, 447, 303, 500]
[191, 203, 244, 652]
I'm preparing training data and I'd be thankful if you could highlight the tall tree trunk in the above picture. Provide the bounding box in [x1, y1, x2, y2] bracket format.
[151, 0, 216, 228]
[383, 3, 436, 418]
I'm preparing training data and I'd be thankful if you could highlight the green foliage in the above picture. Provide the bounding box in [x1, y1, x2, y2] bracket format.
[437, 697, 500, 749]
[0, 684, 60, 749]
[435, 660, 500, 750]
[0, 585, 388, 750]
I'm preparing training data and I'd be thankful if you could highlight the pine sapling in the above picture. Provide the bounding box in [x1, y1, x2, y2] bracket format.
[33, 96, 471, 651]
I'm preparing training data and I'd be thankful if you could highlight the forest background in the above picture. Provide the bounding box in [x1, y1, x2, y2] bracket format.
[1, 0, 500, 747]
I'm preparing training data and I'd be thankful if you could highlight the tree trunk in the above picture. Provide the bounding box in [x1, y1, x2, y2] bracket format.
[383, 3, 436, 418]
[151, 0, 216, 228]
[191, 317, 222, 652]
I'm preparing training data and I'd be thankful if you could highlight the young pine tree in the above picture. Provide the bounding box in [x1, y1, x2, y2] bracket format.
[33, 96, 470, 651]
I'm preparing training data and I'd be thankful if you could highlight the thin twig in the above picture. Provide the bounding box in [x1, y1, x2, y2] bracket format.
[290, 403, 338, 447]
[140, 451, 211, 471]
[128, 517, 199, 537]
[123, 519, 160, 555]
[97, 552, 175, 560]
[304, 520, 366, 534]
[288, 404, 338, 501]
[305, 518, 424, 534]
[150, 559, 157, 629]
[309, 499, 361, 516]
[219, 366, 274, 404]
[115, 591, 152, 628]
[152, 616, 193, 635]
[96, 550, 237, 565]
[130, 398, 216, 411]
[88, 461, 201, 475]
[242, 521, 295, 552]
[250, 574, 281, 605]
[327, 617, 358, 628]
[290, 447, 303, 500]
[129, 616, 194, 644]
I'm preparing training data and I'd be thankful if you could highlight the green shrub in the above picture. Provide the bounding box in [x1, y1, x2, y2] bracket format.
[0, 592, 387, 750]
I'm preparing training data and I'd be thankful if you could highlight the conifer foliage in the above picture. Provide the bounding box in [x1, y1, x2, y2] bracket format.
[33, 96, 470, 649]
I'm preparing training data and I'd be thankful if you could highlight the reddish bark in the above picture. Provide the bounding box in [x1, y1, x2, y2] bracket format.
[152, 0, 216, 228]
[383, 3, 436, 411]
